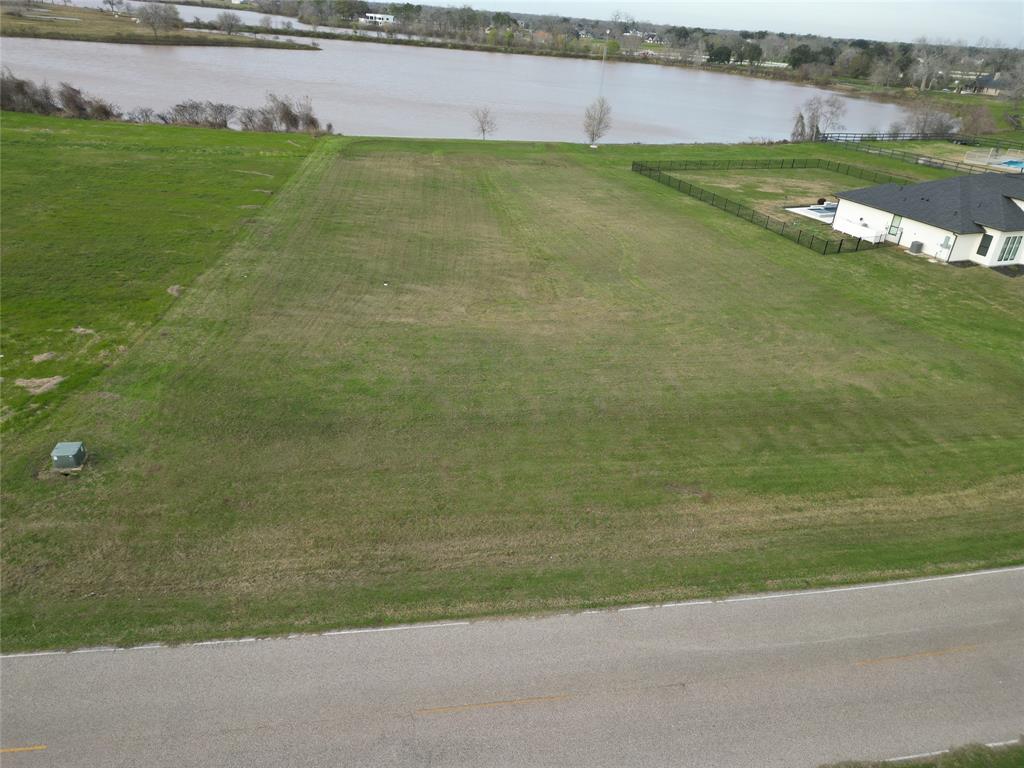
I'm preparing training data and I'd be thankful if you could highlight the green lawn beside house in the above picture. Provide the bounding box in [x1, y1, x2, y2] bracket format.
[2, 114, 1022, 651]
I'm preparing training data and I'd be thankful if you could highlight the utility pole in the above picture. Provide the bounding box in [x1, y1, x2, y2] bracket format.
[598, 29, 610, 98]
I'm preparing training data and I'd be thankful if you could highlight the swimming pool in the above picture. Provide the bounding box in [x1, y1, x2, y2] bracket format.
[1000, 159, 1024, 168]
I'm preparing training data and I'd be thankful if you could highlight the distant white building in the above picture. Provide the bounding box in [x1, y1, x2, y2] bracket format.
[362, 12, 394, 25]
[831, 173, 1024, 268]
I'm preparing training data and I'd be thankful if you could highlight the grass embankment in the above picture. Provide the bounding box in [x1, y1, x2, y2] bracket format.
[820, 741, 1023, 767]
[0, 3, 317, 48]
[2, 114, 1023, 651]
[0, 112, 316, 426]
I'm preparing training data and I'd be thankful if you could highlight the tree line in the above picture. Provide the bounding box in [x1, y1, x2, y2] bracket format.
[230, 1, 1021, 98]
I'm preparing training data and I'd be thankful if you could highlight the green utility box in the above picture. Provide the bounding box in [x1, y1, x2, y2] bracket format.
[51, 441, 86, 472]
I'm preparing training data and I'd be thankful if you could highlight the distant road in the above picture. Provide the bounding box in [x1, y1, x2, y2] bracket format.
[2, 567, 1022, 767]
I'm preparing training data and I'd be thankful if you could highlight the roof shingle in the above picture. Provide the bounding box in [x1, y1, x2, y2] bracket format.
[837, 172, 1024, 234]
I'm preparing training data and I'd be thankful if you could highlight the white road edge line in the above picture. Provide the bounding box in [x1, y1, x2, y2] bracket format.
[615, 564, 1024, 612]
[3, 566, 1021, 660]
[0, 621, 472, 660]
[882, 738, 1020, 762]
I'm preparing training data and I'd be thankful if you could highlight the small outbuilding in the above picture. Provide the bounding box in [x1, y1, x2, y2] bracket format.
[51, 441, 86, 472]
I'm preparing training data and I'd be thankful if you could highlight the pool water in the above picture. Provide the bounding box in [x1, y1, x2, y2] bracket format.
[1000, 159, 1024, 168]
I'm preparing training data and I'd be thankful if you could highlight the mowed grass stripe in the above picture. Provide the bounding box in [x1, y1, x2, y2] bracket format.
[0, 112, 316, 427]
[1, 128, 1022, 651]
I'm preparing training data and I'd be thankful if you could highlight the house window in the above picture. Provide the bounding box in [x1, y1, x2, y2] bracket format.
[887, 215, 902, 236]
[977, 234, 993, 256]
[997, 235, 1022, 262]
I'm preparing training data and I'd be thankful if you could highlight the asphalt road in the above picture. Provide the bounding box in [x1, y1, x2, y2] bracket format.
[2, 567, 1022, 767]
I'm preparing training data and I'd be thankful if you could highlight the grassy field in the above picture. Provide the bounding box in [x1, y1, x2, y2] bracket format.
[0, 112, 316, 426]
[662, 166, 907, 233]
[2, 115, 1023, 651]
[862, 139, 1024, 168]
[0, 2, 315, 48]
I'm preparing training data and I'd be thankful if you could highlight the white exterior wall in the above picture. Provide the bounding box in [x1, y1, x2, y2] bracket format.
[949, 232, 984, 263]
[971, 227, 1024, 267]
[832, 198, 957, 257]
[832, 199, 891, 242]
[893, 217, 958, 261]
[832, 198, 1022, 268]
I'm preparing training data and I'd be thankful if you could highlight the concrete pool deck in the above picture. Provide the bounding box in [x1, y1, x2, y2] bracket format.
[785, 204, 837, 224]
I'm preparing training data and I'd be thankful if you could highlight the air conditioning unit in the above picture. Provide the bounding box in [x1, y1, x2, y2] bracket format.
[909, 241, 924, 254]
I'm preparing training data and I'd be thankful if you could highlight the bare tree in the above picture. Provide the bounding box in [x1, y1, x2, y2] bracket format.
[204, 102, 237, 128]
[239, 106, 275, 132]
[898, 102, 958, 134]
[470, 106, 497, 139]
[790, 111, 807, 142]
[583, 96, 612, 145]
[870, 59, 902, 87]
[135, 2, 181, 38]
[1001, 59, 1024, 108]
[912, 37, 945, 91]
[125, 106, 155, 123]
[101, 0, 123, 13]
[959, 105, 996, 135]
[800, 95, 845, 140]
[216, 10, 242, 34]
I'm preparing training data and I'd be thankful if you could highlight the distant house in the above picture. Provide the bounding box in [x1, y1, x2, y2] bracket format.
[362, 12, 394, 26]
[831, 173, 1024, 268]
[972, 73, 1003, 96]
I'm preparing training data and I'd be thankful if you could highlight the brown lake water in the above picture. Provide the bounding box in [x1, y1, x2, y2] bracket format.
[0, 36, 911, 142]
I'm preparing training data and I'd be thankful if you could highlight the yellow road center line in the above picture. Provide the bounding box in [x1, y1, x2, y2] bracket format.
[0, 745, 48, 754]
[416, 694, 572, 716]
[856, 643, 977, 667]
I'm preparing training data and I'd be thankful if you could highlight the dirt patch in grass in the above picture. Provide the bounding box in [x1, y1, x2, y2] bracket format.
[15, 376, 64, 395]
[70, 326, 95, 335]
[32, 351, 57, 362]
[167, 285, 183, 297]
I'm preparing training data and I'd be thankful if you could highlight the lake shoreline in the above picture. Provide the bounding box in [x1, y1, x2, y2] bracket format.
[1, 26, 317, 49]
[1, 14, 962, 120]
[0, 35, 914, 143]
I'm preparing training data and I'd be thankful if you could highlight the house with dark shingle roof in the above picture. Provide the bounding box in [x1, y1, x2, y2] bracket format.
[972, 73, 1003, 96]
[831, 173, 1024, 267]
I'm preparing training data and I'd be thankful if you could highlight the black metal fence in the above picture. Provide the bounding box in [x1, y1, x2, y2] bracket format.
[822, 141, 1021, 175]
[636, 158, 911, 184]
[631, 161, 884, 255]
[820, 131, 1024, 152]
